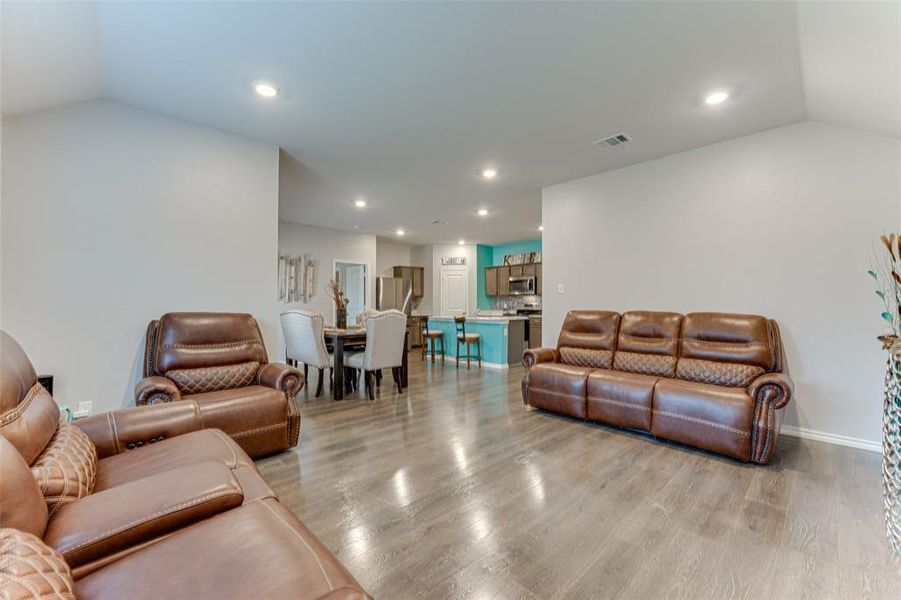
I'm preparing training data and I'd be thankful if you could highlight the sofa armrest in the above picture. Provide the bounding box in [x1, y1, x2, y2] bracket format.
[75, 401, 204, 458]
[135, 376, 181, 405]
[44, 461, 243, 568]
[522, 348, 559, 370]
[256, 362, 304, 398]
[749, 372, 793, 410]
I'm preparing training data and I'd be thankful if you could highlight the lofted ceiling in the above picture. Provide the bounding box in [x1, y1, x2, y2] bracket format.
[2, 2, 899, 245]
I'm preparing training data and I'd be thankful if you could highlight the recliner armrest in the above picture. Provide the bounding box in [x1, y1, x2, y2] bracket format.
[256, 362, 304, 398]
[75, 401, 205, 458]
[748, 372, 793, 410]
[44, 461, 243, 568]
[522, 348, 559, 370]
[135, 375, 181, 405]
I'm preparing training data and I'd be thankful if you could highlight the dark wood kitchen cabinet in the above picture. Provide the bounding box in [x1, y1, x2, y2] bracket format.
[535, 263, 542, 294]
[497, 266, 510, 295]
[485, 266, 498, 296]
[392, 266, 425, 298]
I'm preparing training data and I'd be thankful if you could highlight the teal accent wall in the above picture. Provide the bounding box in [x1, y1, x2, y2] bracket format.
[490, 239, 542, 265]
[476, 244, 494, 309]
[476, 239, 542, 309]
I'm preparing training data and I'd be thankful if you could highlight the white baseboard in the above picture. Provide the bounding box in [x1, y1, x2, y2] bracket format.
[780, 425, 881, 453]
[433, 356, 509, 370]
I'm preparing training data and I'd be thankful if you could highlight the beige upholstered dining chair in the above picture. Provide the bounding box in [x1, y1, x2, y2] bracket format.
[280, 309, 332, 397]
[344, 310, 407, 400]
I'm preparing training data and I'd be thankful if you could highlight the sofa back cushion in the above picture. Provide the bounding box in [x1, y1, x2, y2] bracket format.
[556, 311, 620, 369]
[166, 361, 260, 395]
[0, 529, 76, 600]
[675, 313, 773, 387]
[31, 423, 98, 516]
[0, 436, 48, 538]
[613, 311, 682, 377]
[149, 313, 268, 390]
[0, 331, 60, 464]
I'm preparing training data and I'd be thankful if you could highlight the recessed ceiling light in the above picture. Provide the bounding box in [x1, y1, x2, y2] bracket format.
[477, 208, 489, 217]
[458, 239, 466, 245]
[254, 82, 279, 98]
[481, 168, 498, 180]
[538, 225, 544, 231]
[353, 225, 361, 230]
[354, 198, 367, 208]
[704, 91, 729, 106]
[395, 228, 405, 236]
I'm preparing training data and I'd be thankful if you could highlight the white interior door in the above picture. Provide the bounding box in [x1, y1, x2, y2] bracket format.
[440, 266, 468, 316]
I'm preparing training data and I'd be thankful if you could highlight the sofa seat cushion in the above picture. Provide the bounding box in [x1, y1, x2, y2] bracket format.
[31, 422, 98, 516]
[184, 386, 290, 457]
[75, 499, 370, 600]
[525, 364, 591, 419]
[587, 370, 658, 431]
[651, 379, 754, 461]
[45, 462, 244, 570]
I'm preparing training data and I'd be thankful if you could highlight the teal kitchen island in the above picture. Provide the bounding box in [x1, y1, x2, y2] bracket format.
[425, 316, 527, 368]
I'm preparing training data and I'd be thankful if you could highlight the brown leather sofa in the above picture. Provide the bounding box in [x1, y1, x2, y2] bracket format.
[522, 311, 793, 464]
[0, 330, 370, 599]
[136, 312, 302, 458]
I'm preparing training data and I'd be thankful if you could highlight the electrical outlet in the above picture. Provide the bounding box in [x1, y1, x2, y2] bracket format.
[72, 401, 93, 419]
[557, 283, 565, 295]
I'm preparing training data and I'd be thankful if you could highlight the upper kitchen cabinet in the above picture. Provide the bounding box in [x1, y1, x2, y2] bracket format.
[496, 265, 510, 295]
[392, 266, 425, 298]
[485, 266, 498, 296]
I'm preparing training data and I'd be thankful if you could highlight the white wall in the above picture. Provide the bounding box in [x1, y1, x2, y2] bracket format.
[542, 121, 901, 447]
[277, 221, 376, 356]
[1, 100, 279, 413]
[375, 238, 412, 277]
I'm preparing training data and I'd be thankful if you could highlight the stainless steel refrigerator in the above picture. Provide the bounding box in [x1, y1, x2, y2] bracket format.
[375, 277, 412, 315]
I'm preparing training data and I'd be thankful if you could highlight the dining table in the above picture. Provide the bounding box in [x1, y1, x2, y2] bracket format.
[322, 326, 409, 400]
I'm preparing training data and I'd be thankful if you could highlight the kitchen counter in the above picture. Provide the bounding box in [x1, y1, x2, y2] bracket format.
[428, 315, 529, 323]
[423, 316, 526, 367]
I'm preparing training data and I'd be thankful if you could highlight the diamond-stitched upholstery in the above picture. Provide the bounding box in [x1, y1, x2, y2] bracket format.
[559, 347, 613, 369]
[30, 423, 97, 517]
[675, 358, 764, 388]
[0, 529, 76, 600]
[613, 351, 677, 377]
[166, 361, 260, 395]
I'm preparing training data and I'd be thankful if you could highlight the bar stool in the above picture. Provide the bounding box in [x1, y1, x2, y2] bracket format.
[421, 316, 445, 362]
[454, 315, 481, 369]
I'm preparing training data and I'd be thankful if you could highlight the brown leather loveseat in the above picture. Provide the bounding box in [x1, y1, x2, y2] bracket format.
[522, 311, 793, 464]
[136, 312, 302, 458]
[0, 330, 370, 599]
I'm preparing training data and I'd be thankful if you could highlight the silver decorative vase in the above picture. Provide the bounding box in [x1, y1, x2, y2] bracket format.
[884, 350, 901, 555]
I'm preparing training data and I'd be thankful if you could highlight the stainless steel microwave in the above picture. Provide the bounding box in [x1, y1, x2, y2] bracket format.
[508, 276, 536, 295]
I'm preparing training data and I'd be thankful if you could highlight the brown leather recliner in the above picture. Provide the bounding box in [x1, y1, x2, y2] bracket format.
[522, 311, 793, 464]
[0, 330, 370, 599]
[135, 312, 302, 458]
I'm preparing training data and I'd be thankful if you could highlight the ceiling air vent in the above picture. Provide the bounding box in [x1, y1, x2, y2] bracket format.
[593, 132, 633, 150]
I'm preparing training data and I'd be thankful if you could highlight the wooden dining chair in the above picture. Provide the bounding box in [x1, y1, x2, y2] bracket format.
[454, 315, 481, 369]
[420, 316, 445, 362]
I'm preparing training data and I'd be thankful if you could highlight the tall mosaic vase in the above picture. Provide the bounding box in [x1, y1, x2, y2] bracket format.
[884, 349, 901, 555]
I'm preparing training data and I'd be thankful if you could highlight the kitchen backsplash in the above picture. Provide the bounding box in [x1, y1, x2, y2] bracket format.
[493, 295, 542, 311]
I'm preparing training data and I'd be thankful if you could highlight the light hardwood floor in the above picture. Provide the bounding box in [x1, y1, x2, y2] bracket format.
[256, 356, 901, 599]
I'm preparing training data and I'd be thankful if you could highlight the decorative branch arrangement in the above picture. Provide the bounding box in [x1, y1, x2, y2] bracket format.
[871, 232, 901, 348]
[869, 230, 901, 556]
[325, 277, 349, 309]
